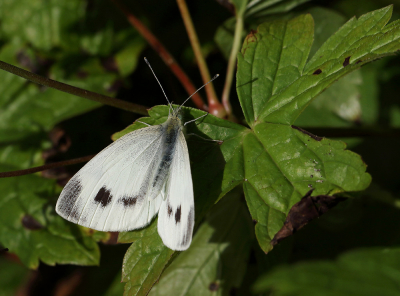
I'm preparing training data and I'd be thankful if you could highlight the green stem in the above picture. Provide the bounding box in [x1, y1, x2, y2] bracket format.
[0, 60, 149, 115]
[222, 14, 244, 118]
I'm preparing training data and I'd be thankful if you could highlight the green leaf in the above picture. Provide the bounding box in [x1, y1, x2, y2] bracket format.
[244, 123, 371, 252]
[0, 42, 101, 142]
[237, 14, 314, 126]
[0, 38, 106, 269]
[0, 0, 145, 60]
[118, 221, 174, 296]
[238, 6, 400, 126]
[0, 174, 100, 268]
[295, 7, 365, 127]
[235, 9, 394, 251]
[0, 0, 86, 51]
[253, 247, 400, 296]
[115, 39, 147, 77]
[0, 27, 126, 267]
[0, 5, 145, 269]
[149, 189, 253, 296]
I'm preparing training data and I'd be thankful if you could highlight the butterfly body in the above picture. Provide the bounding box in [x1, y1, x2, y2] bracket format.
[150, 115, 182, 198]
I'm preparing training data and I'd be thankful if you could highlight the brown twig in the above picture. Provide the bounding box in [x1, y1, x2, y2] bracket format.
[0, 61, 148, 115]
[111, 0, 207, 111]
[0, 155, 94, 178]
[176, 0, 226, 118]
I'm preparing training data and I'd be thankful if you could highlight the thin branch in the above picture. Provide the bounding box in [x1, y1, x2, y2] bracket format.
[176, 0, 226, 118]
[111, 0, 208, 111]
[0, 60, 149, 115]
[221, 14, 244, 119]
[0, 155, 94, 178]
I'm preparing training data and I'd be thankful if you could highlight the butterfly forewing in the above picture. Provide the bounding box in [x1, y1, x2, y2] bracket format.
[56, 124, 167, 231]
[157, 130, 194, 251]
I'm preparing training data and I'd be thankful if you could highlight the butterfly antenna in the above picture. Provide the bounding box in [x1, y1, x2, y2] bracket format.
[144, 57, 173, 113]
[177, 74, 219, 113]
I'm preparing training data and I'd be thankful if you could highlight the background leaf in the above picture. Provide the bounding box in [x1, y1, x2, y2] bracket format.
[0, 174, 100, 268]
[253, 247, 400, 296]
[0, 0, 145, 269]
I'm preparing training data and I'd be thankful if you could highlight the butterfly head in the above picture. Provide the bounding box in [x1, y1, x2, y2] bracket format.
[167, 106, 183, 128]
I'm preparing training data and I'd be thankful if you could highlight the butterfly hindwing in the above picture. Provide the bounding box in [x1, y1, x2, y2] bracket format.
[157, 130, 194, 251]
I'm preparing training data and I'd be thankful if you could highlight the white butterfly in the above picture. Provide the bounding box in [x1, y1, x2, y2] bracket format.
[56, 58, 218, 251]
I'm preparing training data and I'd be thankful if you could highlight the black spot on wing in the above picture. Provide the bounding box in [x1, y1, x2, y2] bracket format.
[181, 207, 194, 247]
[175, 205, 181, 224]
[58, 178, 82, 217]
[94, 187, 112, 207]
[119, 196, 137, 207]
